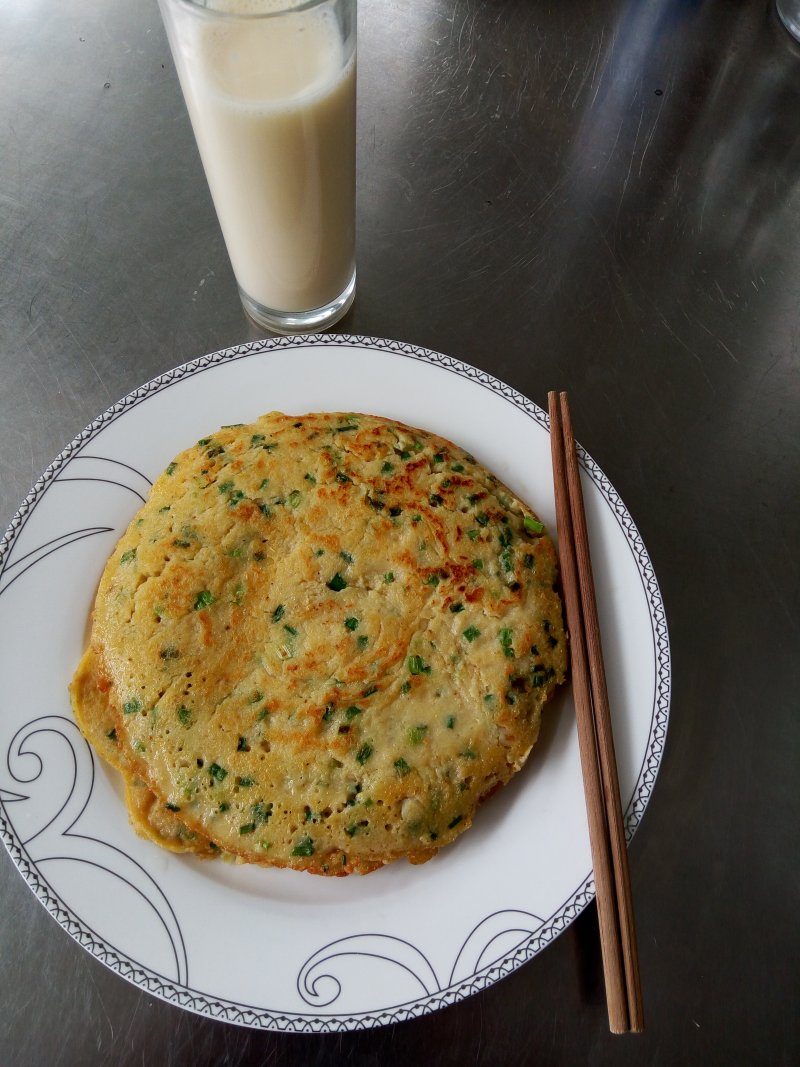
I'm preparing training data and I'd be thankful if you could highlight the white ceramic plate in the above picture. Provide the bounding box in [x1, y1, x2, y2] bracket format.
[0, 336, 669, 1031]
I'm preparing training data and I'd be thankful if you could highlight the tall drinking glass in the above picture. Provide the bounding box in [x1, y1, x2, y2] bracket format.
[158, 0, 357, 334]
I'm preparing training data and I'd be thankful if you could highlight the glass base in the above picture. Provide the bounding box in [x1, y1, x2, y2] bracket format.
[777, 0, 800, 40]
[239, 270, 356, 335]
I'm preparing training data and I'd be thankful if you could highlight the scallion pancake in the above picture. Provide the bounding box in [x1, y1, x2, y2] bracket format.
[77, 412, 567, 875]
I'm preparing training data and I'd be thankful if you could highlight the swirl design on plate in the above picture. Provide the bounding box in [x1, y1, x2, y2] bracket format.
[298, 935, 441, 1008]
[3, 715, 189, 986]
[295, 910, 547, 1010]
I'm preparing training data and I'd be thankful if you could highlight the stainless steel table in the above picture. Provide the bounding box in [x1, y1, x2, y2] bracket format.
[1, 0, 798, 1063]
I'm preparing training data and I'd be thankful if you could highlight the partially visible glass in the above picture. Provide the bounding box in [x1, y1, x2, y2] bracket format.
[777, 0, 800, 42]
[158, 0, 357, 334]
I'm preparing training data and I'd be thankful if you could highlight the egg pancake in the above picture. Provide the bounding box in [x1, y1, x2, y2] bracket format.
[76, 412, 567, 875]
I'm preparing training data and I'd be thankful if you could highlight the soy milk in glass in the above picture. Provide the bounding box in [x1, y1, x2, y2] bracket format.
[159, 0, 357, 333]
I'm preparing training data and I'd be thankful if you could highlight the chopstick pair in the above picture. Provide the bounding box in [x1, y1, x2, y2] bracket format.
[548, 391, 644, 1035]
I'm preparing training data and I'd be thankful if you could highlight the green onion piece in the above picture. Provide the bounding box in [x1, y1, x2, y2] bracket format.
[327, 572, 347, 591]
[239, 823, 256, 835]
[165, 803, 181, 813]
[120, 548, 137, 565]
[355, 742, 373, 764]
[448, 814, 463, 829]
[160, 646, 180, 660]
[449, 602, 465, 613]
[237, 736, 249, 752]
[209, 763, 227, 782]
[344, 617, 359, 631]
[106, 728, 117, 742]
[463, 626, 481, 642]
[236, 776, 255, 787]
[408, 724, 428, 745]
[524, 515, 545, 533]
[177, 706, 191, 726]
[445, 715, 455, 729]
[288, 489, 302, 507]
[384, 571, 395, 583]
[345, 705, 363, 720]
[381, 461, 394, 473]
[193, 590, 214, 611]
[166, 462, 177, 476]
[400, 681, 411, 695]
[321, 704, 335, 722]
[499, 628, 515, 658]
[123, 698, 141, 715]
[283, 624, 298, 636]
[357, 635, 369, 651]
[271, 604, 285, 623]
[394, 757, 411, 776]
[408, 655, 431, 675]
[304, 472, 317, 484]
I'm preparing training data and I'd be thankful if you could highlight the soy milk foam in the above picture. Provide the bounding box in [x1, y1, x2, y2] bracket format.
[176, 2, 355, 314]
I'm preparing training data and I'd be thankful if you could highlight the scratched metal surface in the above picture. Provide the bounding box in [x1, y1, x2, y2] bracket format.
[1, 0, 799, 1063]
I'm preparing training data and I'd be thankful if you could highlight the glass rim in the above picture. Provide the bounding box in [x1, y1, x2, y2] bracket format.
[164, 0, 340, 18]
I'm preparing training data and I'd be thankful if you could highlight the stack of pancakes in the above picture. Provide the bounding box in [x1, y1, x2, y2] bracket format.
[71, 412, 567, 875]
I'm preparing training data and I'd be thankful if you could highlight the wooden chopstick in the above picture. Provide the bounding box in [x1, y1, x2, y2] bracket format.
[548, 391, 644, 1034]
